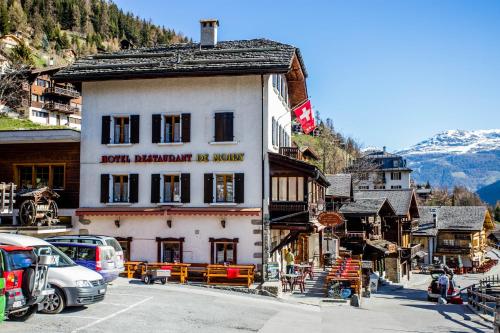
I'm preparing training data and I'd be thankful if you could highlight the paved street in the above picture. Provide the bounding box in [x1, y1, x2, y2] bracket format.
[2, 274, 494, 333]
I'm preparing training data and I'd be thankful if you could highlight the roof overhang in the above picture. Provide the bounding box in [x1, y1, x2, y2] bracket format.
[76, 207, 261, 217]
[0, 129, 80, 144]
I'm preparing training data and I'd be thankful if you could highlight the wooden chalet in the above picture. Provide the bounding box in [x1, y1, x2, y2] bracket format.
[0, 129, 80, 231]
[325, 173, 352, 212]
[268, 148, 330, 265]
[414, 206, 494, 272]
[353, 189, 420, 282]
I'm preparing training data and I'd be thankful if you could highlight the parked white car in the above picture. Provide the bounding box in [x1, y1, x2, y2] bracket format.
[44, 235, 125, 271]
[0, 234, 107, 314]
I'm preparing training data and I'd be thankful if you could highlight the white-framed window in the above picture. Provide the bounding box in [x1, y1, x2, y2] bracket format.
[271, 74, 290, 108]
[215, 174, 234, 203]
[162, 174, 181, 203]
[111, 175, 129, 203]
[391, 172, 402, 180]
[391, 185, 402, 189]
[271, 117, 276, 146]
[162, 114, 182, 143]
[112, 116, 130, 144]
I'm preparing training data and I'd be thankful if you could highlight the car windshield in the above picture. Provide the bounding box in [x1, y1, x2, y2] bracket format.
[34, 245, 75, 267]
[430, 271, 444, 279]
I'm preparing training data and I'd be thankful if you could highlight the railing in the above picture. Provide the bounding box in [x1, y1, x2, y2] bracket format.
[44, 86, 80, 99]
[43, 101, 79, 114]
[345, 231, 366, 240]
[467, 274, 500, 330]
[269, 201, 307, 214]
[0, 182, 16, 215]
[400, 243, 422, 258]
[279, 147, 303, 161]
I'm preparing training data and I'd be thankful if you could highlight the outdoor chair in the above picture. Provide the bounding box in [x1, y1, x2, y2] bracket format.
[293, 273, 306, 293]
[280, 273, 289, 292]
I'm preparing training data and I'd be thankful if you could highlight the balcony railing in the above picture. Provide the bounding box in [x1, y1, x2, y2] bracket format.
[279, 147, 303, 161]
[436, 243, 472, 255]
[345, 231, 366, 240]
[43, 101, 79, 114]
[44, 86, 80, 99]
[269, 201, 307, 214]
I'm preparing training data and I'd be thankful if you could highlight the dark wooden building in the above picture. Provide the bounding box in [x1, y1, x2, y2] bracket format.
[0, 129, 80, 224]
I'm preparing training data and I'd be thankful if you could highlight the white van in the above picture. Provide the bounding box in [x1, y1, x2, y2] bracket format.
[0, 234, 107, 314]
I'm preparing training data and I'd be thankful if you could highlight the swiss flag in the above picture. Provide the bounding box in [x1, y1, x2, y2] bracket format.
[293, 100, 315, 134]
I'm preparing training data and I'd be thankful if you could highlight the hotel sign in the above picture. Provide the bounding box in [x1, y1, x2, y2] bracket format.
[101, 153, 244, 163]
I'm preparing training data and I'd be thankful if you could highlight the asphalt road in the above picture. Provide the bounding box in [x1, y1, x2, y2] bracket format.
[1, 277, 494, 333]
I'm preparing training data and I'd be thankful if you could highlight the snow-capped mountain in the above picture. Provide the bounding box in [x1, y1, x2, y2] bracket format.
[398, 129, 500, 194]
[398, 129, 500, 155]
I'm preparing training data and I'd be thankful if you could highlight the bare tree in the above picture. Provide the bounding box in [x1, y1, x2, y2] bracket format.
[345, 155, 384, 188]
[0, 64, 30, 112]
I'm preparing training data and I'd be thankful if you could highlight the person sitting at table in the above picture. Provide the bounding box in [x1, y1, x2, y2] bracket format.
[284, 249, 295, 274]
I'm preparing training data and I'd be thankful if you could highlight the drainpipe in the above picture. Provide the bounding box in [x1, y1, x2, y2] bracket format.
[261, 74, 266, 281]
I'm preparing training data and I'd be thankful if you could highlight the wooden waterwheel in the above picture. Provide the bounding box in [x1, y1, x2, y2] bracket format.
[19, 199, 37, 226]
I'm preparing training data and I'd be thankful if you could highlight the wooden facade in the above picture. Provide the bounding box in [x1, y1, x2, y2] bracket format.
[0, 142, 80, 209]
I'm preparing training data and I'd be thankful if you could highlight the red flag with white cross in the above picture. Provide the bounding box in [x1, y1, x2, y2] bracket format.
[293, 100, 315, 134]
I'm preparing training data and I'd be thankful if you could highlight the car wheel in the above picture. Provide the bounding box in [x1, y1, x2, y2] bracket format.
[41, 288, 65, 314]
[8, 305, 36, 321]
[161, 278, 167, 285]
[143, 275, 151, 284]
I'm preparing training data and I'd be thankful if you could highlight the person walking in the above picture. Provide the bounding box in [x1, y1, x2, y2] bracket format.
[285, 249, 295, 274]
[438, 272, 449, 302]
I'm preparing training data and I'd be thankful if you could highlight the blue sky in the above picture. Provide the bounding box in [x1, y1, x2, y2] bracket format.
[114, 0, 500, 151]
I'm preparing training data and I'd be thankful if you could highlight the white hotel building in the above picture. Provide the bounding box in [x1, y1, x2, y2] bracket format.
[55, 20, 328, 278]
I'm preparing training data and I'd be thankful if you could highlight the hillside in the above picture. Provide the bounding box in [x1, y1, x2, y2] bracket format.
[477, 180, 500, 205]
[398, 129, 500, 192]
[0, 0, 188, 67]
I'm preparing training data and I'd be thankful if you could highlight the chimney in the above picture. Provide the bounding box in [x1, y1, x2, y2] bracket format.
[200, 19, 219, 47]
[430, 208, 438, 228]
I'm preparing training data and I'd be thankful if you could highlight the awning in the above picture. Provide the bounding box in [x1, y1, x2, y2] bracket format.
[76, 207, 261, 217]
[167, 207, 261, 217]
[76, 207, 167, 217]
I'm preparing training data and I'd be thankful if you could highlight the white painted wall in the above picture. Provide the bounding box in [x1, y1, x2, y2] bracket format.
[79, 215, 261, 265]
[80, 76, 263, 208]
[28, 107, 81, 130]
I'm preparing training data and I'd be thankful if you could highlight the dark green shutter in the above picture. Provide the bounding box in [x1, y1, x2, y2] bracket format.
[234, 173, 244, 203]
[152, 114, 162, 143]
[204, 173, 213, 203]
[181, 113, 191, 143]
[151, 174, 161, 203]
[129, 174, 139, 203]
[100, 174, 109, 203]
[101, 116, 110, 144]
[181, 173, 190, 203]
[130, 115, 140, 144]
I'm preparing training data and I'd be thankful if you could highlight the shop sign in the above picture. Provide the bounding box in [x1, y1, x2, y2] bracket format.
[101, 153, 244, 163]
[318, 212, 344, 227]
[361, 261, 373, 269]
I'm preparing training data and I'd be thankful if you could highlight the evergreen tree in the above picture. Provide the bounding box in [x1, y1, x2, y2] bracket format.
[8, 0, 28, 32]
[0, 0, 9, 35]
[495, 203, 500, 222]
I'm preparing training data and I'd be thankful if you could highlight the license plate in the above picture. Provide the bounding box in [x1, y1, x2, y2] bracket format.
[156, 270, 171, 277]
[98, 288, 106, 294]
[12, 300, 22, 308]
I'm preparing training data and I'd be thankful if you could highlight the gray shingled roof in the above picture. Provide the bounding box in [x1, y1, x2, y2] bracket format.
[412, 206, 438, 236]
[354, 189, 418, 217]
[54, 39, 306, 82]
[326, 174, 351, 198]
[339, 198, 394, 215]
[416, 206, 487, 232]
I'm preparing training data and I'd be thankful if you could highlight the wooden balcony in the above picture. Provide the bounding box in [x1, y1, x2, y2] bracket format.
[44, 86, 80, 99]
[402, 219, 419, 232]
[436, 243, 472, 255]
[269, 201, 307, 214]
[279, 147, 303, 161]
[43, 101, 79, 114]
[400, 243, 422, 258]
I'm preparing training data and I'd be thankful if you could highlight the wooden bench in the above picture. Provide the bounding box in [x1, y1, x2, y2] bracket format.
[187, 263, 209, 282]
[206, 264, 255, 287]
[123, 261, 146, 279]
[138, 262, 190, 283]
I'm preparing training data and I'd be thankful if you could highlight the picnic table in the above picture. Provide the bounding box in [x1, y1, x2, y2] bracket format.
[138, 262, 191, 283]
[123, 261, 146, 278]
[206, 264, 255, 287]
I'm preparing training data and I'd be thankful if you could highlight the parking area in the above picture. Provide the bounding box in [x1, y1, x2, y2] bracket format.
[2, 274, 495, 333]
